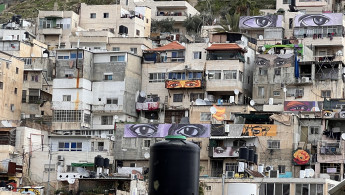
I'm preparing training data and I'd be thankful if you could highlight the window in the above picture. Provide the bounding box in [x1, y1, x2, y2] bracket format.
[104, 74, 113, 80]
[101, 116, 113, 125]
[321, 90, 331, 98]
[260, 183, 290, 195]
[258, 87, 265, 98]
[31, 75, 39, 82]
[6, 62, 10, 69]
[29, 89, 40, 103]
[273, 91, 280, 96]
[143, 140, 151, 148]
[275, 68, 281, 75]
[57, 55, 69, 60]
[22, 90, 26, 103]
[200, 112, 211, 121]
[310, 126, 319, 134]
[10, 104, 15, 112]
[225, 163, 238, 172]
[168, 72, 185, 80]
[112, 47, 120, 51]
[70, 52, 83, 59]
[104, 13, 109, 18]
[94, 47, 101, 50]
[136, 29, 140, 36]
[278, 165, 286, 174]
[106, 98, 118, 104]
[224, 70, 237, 80]
[295, 184, 323, 195]
[193, 51, 202, 59]
[58, 142, 82, 151]
[23, 73, 28, 81]
[268, 140, 280, 149]
[239, 71, 243, 82]
[44, 164, 55, 172]
[63, 95, 71, 101]
[0, 82, 3, 89]
[259, 68, 268, 76]
[90, 13, 96, 18]
[53, 110, 82, 122]
[149, 73, 165, 82]
[23, 58, 32, 65]
[289, 18, 293, 29]
[208, 70, 221, 79]
[16, 67, 19, 74]
[173, 94, 183, 102]
[233, 140, 246, 147]
[205, 186, 212, 191]
[283, 0, 291, 4]
[14, 88, 17, 94]
[130, 48, 137, 54]
[110, 55, 125, 62]
[188, 72, 202, 80]
[190, 93, 204, 102]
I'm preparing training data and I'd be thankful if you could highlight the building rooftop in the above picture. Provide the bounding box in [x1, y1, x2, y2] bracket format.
[206, 43, 244, 51]
[146, 41, 185, 52]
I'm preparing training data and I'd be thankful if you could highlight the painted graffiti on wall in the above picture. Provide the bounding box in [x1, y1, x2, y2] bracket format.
[292, 149, 310, 165]
[165, 80, 201, 89]
[294, 13, 342, 27]
[284, 101, 316, 111]
[210, 105, 226, 121]
[213, 147, 239, 157]
[124, 124, 211, 138]
[241, 124, 277, 136]
[239, 15, 283, 29]
[256, 54, 294, 67]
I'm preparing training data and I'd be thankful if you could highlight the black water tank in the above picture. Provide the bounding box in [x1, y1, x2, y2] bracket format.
[248, 149, 254, 163]
[238, 147, 249, 161]
[104, 158, 110, 168]
[254, 154, 258, 165]
[94, 155, 104, 167]
[149, 135, 200, 195]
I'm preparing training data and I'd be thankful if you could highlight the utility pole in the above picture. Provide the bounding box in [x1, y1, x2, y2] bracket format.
[46, 142, 52, 195]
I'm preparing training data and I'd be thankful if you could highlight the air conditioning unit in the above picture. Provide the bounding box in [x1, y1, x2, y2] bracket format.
[58, 155, 64, 161]
[269, 170, 279, 178]
[302, 77, 310, 83]
[265, 166, 273, 172]
[57, 161, 64, 166]
[224, 124, 230, 133]
[226, 171, 235, 178]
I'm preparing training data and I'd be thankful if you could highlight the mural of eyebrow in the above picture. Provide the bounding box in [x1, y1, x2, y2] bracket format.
[128, 124, 159, 137]
[256, 57, 270, 66]
[298, 14, 330, 27]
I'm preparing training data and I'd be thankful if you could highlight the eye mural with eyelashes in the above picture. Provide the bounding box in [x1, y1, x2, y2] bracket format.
[256, 57, 270, 66]
[128, 124, 158, 137]
[168, 124, 207, 137]
[298, 15, 330, 27]
[274, 58, 290, 67]
[243, 16, 274, 28]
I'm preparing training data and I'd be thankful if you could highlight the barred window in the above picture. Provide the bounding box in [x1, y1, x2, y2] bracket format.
[53, 110, 82, 122]
[58, 142, 82, 151]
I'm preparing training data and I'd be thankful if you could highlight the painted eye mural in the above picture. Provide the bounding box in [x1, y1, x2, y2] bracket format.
[165, 80, 201, 89]
[239, 15, 283, 29]
[292, 149, 310, 165]
[168, 124, 209, 137]
[298, 15, 330, 26]
[284, 101, 315, 111]
[126, 124, 159, 137]
[294, 13, 342, 27]
[255, 57, 270, 66]
[274, 57, 289, 67]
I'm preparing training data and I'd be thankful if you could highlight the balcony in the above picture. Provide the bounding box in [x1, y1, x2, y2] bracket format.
[156, 11, 187, 22]
[92, 104, 123, 113]
[319, 142, 341, 155]
[39, 27, 63, 35]
[296, 34, 344, 46]
[206, 53, 245, 62]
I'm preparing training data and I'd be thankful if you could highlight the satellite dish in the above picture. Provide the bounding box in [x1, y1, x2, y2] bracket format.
[114, 115, 119, 120]
[234, 89, 239, 95]
[210, 106, 217, 114]
[259, 35, 264, 40]
[337, 50, 343, 56]
[341, 133, 345, 140]
[77, 167, 90, 177]
[139, 91, 146, 97]
[250, 100, 255, 106]
[144, 152, 150, 159]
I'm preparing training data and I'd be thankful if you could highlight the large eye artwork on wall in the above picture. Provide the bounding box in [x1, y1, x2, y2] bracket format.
[239, 15, 283, 29]
[256, 54, 294, 67]
[124, 124, 211, 138]
[284, 101, 315, 111]
[294, 13, 342, 27]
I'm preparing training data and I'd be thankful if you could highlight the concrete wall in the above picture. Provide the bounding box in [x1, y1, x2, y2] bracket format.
[0, 53, 24, 121]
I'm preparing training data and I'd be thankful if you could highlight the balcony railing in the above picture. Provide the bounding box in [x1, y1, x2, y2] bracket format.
[206, 53, 245, 62]
[319, 142, 341, 155]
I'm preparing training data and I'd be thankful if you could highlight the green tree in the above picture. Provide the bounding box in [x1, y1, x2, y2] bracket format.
[214, 13, 240, 33]
[183, 15, 203, 34]
[151, 18, 175, 33]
